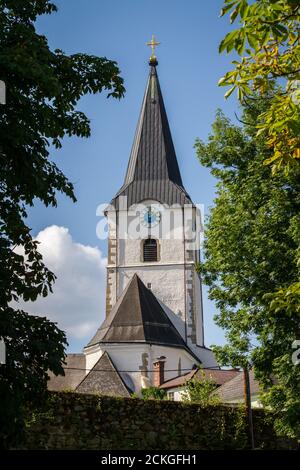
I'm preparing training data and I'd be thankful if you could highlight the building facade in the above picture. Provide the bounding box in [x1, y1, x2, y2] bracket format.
[49, 53, 217, 396]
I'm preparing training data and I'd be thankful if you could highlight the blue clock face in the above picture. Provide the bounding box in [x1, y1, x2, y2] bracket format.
[141, 207, 161, 227]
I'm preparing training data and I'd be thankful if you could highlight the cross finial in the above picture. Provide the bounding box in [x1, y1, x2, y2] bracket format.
[146, 35, 160, 65]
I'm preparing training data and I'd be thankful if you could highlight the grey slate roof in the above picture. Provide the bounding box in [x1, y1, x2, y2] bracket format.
[47, 353, 86, 391]
[86, 274, 188, 350]
[76, 351, 131, 397]
[111, 64, 193, 208]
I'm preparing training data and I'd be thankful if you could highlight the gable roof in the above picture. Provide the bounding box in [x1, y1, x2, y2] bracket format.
[160, 369, 197, 389]
[86, 274, 188, 350]
[76, 351, 131, 397]
[47, 353, 86, 391]
[160, 368, 240, 390]
[213, 369, 260, 402]
[111, 63, 192, 208]
[195, 368, 241, 386]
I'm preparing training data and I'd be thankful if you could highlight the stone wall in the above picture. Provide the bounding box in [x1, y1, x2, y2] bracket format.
[20, 392, 296, 450]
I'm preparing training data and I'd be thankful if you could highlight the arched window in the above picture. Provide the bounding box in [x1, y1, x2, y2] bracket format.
[143, 238, 158, 262]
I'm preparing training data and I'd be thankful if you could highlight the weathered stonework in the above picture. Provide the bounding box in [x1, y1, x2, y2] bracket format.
[139, 352, 149, 378]
[105, 214, 118, 317]
[20, 392, 297, 450]
[105, 268, 115, 317]
[186, 266, 197, 347]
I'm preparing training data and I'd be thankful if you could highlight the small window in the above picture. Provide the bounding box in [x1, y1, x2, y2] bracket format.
[143, 238, 158, 262]
[168, 392, 175, 401]
[147, 283, 152, 289]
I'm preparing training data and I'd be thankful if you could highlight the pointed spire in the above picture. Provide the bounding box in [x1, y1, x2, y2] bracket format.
[125, 64, 184, 186]
[112, 58, 192, 207]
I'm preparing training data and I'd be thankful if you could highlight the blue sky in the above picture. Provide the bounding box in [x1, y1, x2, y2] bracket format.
[26, 0, 240, 352]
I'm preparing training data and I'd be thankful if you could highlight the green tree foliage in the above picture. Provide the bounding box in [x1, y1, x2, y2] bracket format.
[181, 371, 220, 406]
[219, 0, 300, 170]
[0, 0, 124, 448]
[141, 387, 166, 400]
[195, 99, 300, 439]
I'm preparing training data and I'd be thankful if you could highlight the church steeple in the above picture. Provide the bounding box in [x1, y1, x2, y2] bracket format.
[112, 54, 192, 207]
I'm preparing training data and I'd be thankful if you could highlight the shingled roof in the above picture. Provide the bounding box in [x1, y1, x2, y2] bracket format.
[86, 274, 188, 350]
[47, 354, 86, 391]
[214, 369, 261, 402]
[111, 63, 192, 208]
[160, 368, 240, 390]
[76, 351, 131, 397]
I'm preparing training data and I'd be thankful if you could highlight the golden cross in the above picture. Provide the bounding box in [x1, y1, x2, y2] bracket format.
[146, 35, 160, 59]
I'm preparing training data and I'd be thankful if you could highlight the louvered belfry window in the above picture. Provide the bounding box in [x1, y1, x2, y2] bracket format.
[143, 238, 158, 262]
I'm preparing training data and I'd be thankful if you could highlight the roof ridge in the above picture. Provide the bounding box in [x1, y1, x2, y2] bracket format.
[136, 276, 187, 343]
[134, 274, 144, 320]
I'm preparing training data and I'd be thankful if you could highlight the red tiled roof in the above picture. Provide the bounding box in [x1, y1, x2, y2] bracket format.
[159, 370, 197, 389]
[160, 368, 240, 390]
[197, 369, 240, 386]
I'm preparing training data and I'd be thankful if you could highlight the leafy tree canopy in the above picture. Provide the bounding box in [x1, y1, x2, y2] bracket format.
[181, 371, 220, 406]
[0, 0, 124, 447]
[141, 387, 166, 400]
[219, 0, 300, 171]
[195, 98, 300, 439]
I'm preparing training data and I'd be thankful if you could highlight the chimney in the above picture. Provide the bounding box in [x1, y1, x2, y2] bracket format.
[153, 356, 166, 387]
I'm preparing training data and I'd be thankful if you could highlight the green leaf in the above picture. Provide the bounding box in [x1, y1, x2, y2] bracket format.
[230, 7, 239, 23]
[239, 0, 249, 19]
[219, 29, 240, 53]
[224, 86, 236, 98]
[218, 76, 229, 86]
[247, 33, 259, 50]
[220, 1, 237, 17]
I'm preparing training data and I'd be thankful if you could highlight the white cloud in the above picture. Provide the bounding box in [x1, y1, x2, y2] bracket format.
[13, 226, 106, 350]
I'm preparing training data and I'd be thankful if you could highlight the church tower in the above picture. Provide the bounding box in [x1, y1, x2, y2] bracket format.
[83, 44, 217, 395]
